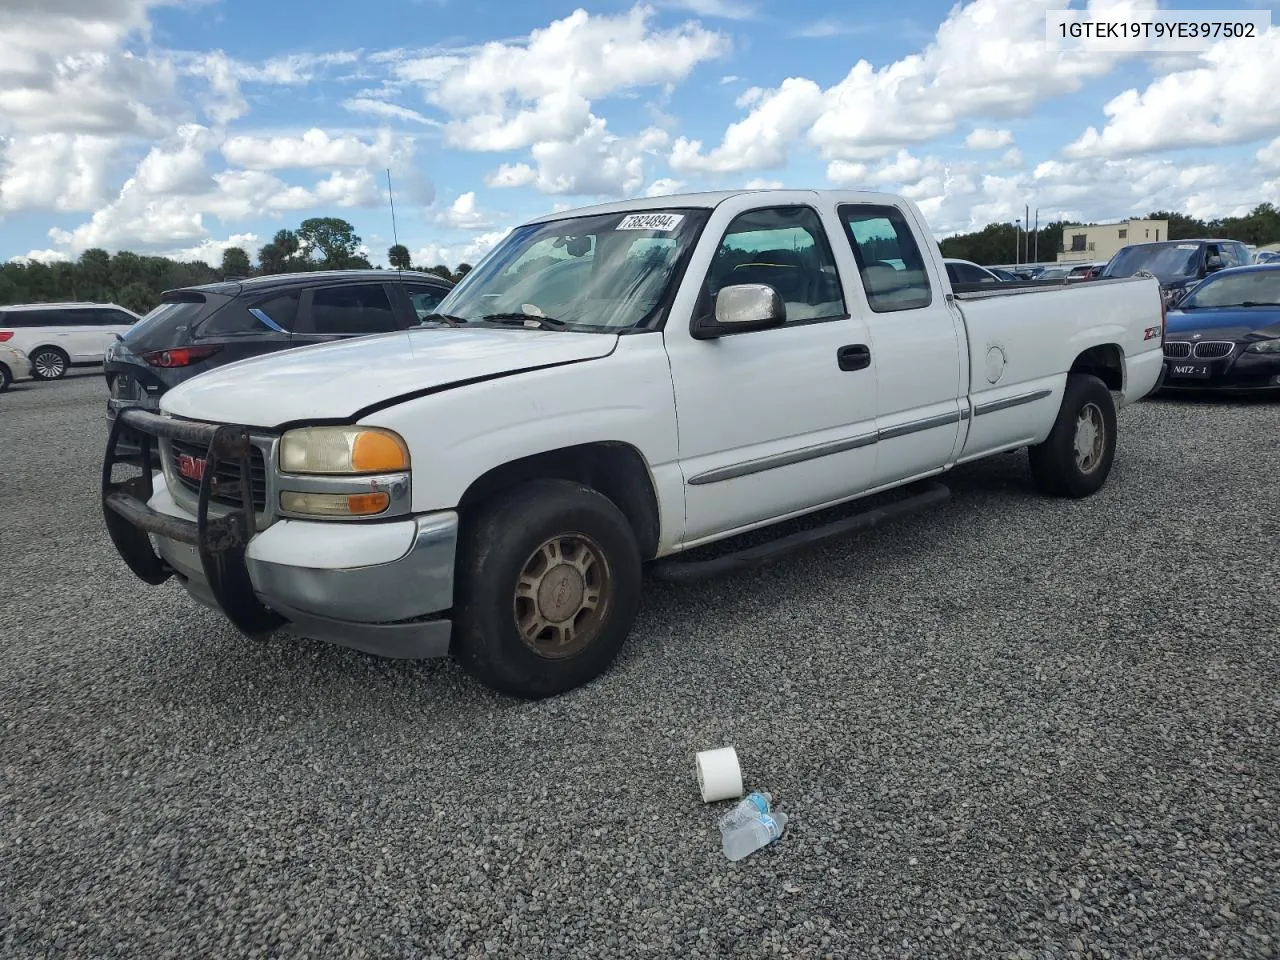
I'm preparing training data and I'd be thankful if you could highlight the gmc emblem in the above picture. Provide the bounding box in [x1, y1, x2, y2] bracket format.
[175, 453, 207, 481]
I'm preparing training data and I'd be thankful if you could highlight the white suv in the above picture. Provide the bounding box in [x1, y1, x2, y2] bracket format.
[0, 302, 141, 380]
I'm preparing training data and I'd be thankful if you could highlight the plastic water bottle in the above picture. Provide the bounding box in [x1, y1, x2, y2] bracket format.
[722, 810, 789, 862]
[717, 791, 772, 832]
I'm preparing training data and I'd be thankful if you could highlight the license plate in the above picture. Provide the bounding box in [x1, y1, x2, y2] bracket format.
[1167, 362, 1211, 379]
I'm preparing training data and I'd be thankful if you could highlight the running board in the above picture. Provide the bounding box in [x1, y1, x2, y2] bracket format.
[648, 480, 951, 584]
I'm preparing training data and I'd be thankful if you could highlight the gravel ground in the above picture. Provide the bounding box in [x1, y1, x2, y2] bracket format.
[1, 374, 1278, 959]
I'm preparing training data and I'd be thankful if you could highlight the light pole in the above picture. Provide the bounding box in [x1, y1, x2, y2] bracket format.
[1014, 218, 1022, 265]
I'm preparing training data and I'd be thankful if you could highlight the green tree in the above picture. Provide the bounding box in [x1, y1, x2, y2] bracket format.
[296, 217, 363, 269]
[453, 262, 473, 283]
[1146, 210, 1208, 241]
[425, 263, 453, 281]
[220, 246, 253, 278]
[117, 282, 156, 314]
[258, 229, 301, 275]
[388, 244, 412, 270]
[78, 248, 114, 301]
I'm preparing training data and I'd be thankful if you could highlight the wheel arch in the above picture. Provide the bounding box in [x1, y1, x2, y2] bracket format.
[457, 441, 663, 560]
[1069, 342, 1125, 393]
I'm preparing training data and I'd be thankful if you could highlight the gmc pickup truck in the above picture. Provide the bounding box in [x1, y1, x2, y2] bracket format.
[102, 189, 1166, 698]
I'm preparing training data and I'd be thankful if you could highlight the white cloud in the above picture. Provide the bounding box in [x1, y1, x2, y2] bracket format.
[135, 124, 217, 194]
[826, 161, 869, 185]
[1065, 27, 1280, 158]
[660, 0, 759, 20]
[720, 75, 740, 84]
[434, 191, 492, 229]
[485, 118, 669, 197]
[744, 177, 783, 189]
[341, 98, 439, 126]
[645, 177, 686, 196]
[0, 133, 119, 212]
[792, 19, 868, 39]
[221, 127, 405, 170]
[669, 78, 824, 172]
[10, 248, 72, 265]
[677, 0, 1157, 173]
[964, 128, 1014, 150]
[313, 169, 384, 208]
[1001, 147, 1024, 168]
[396, 5, 727, 152]
[164, 232, 261, 265]
[184, 50, 363, 127]
[1258, 136, 1280, 169]
[412, 227, 512, 269]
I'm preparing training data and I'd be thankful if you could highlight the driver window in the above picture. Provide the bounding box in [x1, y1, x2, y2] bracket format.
[705, 206, 846, 324]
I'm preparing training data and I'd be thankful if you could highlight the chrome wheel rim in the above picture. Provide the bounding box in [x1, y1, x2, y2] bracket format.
[1073, 402, 1105, 473]
[513, 533, 611, 659]
[34, 352, 65, 378]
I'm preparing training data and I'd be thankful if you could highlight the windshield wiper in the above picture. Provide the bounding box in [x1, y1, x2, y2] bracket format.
[418, 312, 469, 327]
[479, 312, 568, 330]
[1238, 301, 1280, 307]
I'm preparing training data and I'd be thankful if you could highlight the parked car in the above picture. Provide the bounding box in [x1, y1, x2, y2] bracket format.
[1160, 263, 1280, 395]
[105, 269, 455, 451]
[1253, 250, 1280, 265]
[0, 343, 32, 391]
[944, 258, 1002, 284]
[1099, 238, 1253, 306]
[102, 188, 1164, 699]
[0, 302, 141, 380]
[988, 266, 1020, 282]
[1066, 261, 1108, 281]
[1036, 266, 1073, 280]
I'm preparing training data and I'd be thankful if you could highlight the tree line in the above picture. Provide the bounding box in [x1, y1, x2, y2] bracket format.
[939, 203, 1280, 266]
[0, 216, 473, 315]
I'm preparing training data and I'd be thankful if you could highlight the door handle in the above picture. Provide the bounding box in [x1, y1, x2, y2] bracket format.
[837, 344, 871, 372]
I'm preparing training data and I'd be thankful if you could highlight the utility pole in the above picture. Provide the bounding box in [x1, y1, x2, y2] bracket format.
[1033, 208, 1039, 263]
[1024, 203, 1030, 264]
[1014, 219, 1021, 265]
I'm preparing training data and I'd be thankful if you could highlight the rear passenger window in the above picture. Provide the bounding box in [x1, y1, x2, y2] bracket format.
[201, 293, 298, 336]
[837, 204, 933, 313]
[302, 284, 398, 335]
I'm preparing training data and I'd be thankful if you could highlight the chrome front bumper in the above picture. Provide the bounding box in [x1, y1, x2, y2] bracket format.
[153, 511, 458, 660]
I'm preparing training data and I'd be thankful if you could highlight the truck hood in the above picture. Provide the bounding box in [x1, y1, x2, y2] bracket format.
[160, 326, 619, 427]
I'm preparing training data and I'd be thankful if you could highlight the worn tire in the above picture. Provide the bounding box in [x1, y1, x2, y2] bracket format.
[29, 347, 69, 380]
[452, 479, 643, 699]
[1028, 373, 1117, 498]
[0, 364, 10, 392]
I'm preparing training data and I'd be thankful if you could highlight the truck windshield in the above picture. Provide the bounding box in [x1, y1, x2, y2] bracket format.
[1102, 243, 1200, 283]
[1178, 269, 1280, 309]
[431, 209, 709, 331]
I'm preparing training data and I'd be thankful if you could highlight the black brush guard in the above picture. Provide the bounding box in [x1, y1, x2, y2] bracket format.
[102, 408, 285, 635]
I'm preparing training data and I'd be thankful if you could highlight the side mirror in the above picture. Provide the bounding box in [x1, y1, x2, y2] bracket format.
[1206, 255, 1225, 272]
[691, 283, 785, 340]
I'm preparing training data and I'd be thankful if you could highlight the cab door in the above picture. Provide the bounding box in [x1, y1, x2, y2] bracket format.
[831, 200, 966, 486]
[662, 197, 879, 546]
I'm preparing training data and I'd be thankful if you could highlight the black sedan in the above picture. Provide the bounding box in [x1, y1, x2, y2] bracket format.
[1160, 264, 1280, 395]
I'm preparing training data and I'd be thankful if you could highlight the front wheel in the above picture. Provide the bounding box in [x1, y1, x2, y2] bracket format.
[30, 347, 69, 380]
[1028, 373, 1118, 498]
[452, 479, 643, 699]
[0, 364, 10, 392]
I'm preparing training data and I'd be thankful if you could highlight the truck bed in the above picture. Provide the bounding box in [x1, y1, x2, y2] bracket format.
[949, 276, 1145, 300]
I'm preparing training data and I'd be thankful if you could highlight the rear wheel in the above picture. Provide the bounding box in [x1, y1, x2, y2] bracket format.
[452, 479, 643, 699]
[30, 347, 69, 380]
[1028, 373, 1117, 498]
[0, 364, 10, 392]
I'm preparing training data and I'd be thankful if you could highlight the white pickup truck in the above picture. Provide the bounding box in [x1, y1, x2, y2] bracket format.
[102, 189, 1166, 698]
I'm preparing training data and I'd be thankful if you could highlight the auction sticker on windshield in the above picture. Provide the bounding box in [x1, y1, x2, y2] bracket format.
[617, 213, 685, 231]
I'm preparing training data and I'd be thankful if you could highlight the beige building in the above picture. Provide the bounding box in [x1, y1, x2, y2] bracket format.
[1057, 218, 1169, 264]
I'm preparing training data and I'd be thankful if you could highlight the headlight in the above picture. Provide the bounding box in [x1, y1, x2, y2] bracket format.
[1246, 337, 1280, 354]
[279, 426, 410, 474]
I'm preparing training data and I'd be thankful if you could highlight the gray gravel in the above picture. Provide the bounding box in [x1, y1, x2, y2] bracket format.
[1, 374, 1278, 959]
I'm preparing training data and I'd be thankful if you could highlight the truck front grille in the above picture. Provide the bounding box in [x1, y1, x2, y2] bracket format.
[169, 437, 267, 511]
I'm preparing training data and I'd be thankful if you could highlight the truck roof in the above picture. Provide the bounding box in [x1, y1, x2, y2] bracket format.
[523, 188, 913, 224]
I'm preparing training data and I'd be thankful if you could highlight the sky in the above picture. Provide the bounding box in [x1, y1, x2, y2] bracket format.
[2, 0, 1280, 269]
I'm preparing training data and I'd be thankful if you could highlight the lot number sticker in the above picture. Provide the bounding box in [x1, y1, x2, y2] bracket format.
[617, 213, 685, 231]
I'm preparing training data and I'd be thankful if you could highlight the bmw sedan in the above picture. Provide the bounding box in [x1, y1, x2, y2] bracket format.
[1160, 263, 1280, 395]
